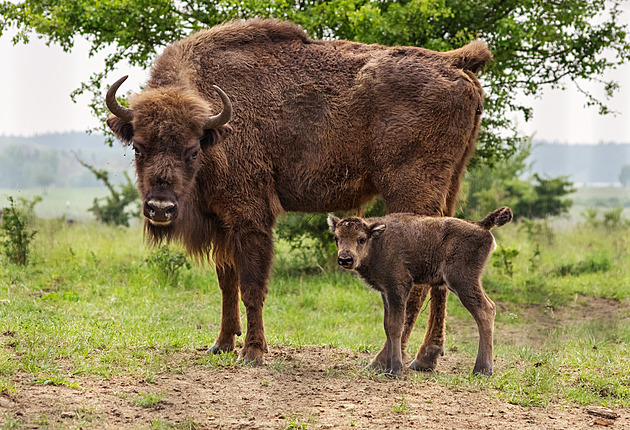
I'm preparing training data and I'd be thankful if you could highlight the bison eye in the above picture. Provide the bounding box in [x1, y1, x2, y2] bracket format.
[133, 147, 142, 158]
[191, 151, 199, 161]
[359, 238, 366, 245]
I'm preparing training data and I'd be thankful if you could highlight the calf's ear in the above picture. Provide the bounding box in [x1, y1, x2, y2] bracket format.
[106, 116, 134, 144]
[369, 223, 386, 238]
[327, 214, 340, 233]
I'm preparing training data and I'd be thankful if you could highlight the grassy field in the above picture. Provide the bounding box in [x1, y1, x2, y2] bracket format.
[1, 189, 630, 427]
[0, 188, 111, 222]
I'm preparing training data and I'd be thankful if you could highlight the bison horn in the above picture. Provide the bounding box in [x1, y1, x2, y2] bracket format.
[106, 75, 134, 123]
[203, 85, 232, 129]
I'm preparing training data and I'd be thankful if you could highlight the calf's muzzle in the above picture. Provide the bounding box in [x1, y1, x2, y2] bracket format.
[337, 254, 354, 269]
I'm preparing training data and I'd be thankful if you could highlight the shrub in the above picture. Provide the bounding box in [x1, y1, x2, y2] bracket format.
[145, 245, 191, 287]
[602, 206, 625, 229]
[492, 245, 520, 278]
[0, 196, 40, 265]
[75, 155, 140, 226]
[554, 254, 612, 277]
[275, 197, 386, 269]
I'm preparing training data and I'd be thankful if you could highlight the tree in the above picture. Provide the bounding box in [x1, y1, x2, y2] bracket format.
[1, 0, 628, 164]
[620, 165, 630, 187]
[460, 142, 575, 220]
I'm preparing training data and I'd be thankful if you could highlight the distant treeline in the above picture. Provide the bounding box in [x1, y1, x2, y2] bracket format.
[0, 132, 133, 189]
[528, 142, 630, 186]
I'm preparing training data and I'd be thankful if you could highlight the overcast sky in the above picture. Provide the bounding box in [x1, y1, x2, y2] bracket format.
[1, 14, 629, 143]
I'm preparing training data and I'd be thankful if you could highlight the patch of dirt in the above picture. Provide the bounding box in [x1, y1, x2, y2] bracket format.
[2, 345, 629, 429]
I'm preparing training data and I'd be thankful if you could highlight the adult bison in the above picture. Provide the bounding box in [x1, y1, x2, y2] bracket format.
[105, 18, 492, 366]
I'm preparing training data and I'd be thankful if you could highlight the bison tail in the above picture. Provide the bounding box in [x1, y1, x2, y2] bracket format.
[445, 40, 493, 74]
[477, 207, 513, 230]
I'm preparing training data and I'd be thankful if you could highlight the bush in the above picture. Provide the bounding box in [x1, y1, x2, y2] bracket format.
[553, 254, 612, 277]
[491, 245, 520, 278]
[0, 196, 40, 265]
[461, 142, 574, 221]
[76, 156, 140, 226]
[581, 206, 627, 229]
[144, 246, 191, 287]
[275, 197, 386, 269]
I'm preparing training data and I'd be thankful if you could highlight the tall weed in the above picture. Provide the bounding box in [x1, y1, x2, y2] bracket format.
[0, 196, 40, 265]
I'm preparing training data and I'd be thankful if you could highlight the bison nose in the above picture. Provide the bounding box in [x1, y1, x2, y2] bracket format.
[337, 256, 354, 269]
[144, 200, 178, 225]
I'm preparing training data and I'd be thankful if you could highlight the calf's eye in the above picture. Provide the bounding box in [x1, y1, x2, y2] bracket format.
[359, 238, 366, 245]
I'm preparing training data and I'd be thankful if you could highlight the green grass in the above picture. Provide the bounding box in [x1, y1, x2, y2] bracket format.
[1, 213, 630, 412]
[131, 392, 166, 408]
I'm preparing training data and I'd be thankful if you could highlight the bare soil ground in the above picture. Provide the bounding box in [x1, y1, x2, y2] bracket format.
[1, 345, 628, 429]
[2, 297, 629, 429]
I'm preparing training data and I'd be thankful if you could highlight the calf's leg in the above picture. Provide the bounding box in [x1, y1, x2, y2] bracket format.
[208, 265, 242, 354]
[371, 292, 391, 371]
[384, 286, 409, 377]
[400, 283, 429, 353]
[373, 283, 429, 368]
[447, 276, 496, 375]
[409, 286, 448, 371]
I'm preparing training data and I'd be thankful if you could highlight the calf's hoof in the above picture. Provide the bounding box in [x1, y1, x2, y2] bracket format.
[409, 344, 443, 372]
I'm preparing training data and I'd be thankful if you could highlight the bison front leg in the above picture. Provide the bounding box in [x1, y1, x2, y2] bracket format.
[208, 265, 242, 354]
[235, 229, 273, 365]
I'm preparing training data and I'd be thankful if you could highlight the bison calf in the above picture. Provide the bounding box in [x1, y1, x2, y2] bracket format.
[328, 207, 513, 376]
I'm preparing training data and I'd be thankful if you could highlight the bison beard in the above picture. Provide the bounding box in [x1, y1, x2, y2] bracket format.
[105, 18, 492, 366]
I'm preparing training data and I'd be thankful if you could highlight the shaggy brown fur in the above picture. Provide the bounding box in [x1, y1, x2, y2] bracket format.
[328, 207, 513, 376]
[105, 18, 492, 364]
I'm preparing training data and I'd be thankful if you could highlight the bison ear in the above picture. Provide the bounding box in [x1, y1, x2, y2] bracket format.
[369, 223, 386, 238]
[327, 214, 341, 233]
[106, 115, 134, 145]
[200, 125, 233, 151]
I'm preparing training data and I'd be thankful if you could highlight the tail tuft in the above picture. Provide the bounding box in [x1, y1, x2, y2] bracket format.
[477, 207, 513, 230]
[445, 40, 493, 74]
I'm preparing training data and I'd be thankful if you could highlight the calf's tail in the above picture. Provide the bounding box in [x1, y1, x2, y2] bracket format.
[477, 207, 513, 230]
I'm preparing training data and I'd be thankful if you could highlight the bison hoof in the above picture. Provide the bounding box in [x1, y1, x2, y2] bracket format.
[206, 344, 233, 355]
[386, 369, 403, 379]
[369, 359, 385, 371]
[239, 346, 265, 366]
[472, 365, 493, 376]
